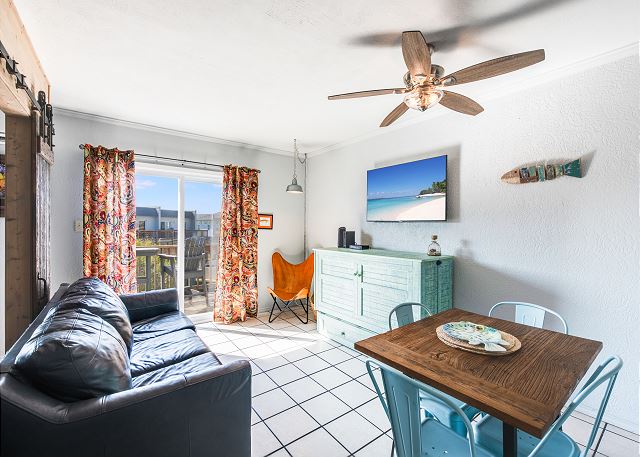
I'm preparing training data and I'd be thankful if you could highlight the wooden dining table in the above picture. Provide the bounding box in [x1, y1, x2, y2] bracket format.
[354, 308, 603, 457]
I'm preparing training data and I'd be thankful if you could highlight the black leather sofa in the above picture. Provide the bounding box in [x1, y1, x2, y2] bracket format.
[0, 278, 251, 457]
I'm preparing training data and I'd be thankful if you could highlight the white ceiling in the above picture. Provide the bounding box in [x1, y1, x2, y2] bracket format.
[14, 0, 639, 154]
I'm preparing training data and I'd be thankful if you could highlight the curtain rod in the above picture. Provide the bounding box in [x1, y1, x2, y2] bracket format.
[77, 144, 262, 172]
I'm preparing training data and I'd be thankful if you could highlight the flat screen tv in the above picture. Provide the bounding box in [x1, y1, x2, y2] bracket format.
[367, 155, 447, 222]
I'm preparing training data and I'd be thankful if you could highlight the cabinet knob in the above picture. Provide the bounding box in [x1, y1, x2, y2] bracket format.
[436, 260, 442, 266]
[341, 331, 346, 336]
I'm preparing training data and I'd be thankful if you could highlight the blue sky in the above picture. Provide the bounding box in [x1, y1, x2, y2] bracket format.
[367, 155, 447, 199]
[136, 175, 222, 213]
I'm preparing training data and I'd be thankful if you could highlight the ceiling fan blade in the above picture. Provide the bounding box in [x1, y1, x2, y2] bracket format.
[439, 91, 484, 116]
[328, 88, 406, 100]
[442, 49, 545, 86]
[380, 102, 409, 127]
[402, 31, 431, 78]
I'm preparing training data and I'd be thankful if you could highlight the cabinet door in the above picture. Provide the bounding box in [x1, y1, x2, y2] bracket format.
[421, 258, 453, 314]
[315, 254, 359, 322]
[358, 259, 415, 333]
[436, 259, 453, 312]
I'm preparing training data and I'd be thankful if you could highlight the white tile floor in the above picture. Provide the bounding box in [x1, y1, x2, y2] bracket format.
[194, 310, 639, 457]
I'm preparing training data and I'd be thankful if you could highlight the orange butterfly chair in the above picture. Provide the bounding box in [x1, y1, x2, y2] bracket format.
[268, 252, 314, 324]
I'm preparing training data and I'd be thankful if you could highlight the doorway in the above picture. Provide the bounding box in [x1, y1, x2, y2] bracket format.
[135, 162, 222, 316]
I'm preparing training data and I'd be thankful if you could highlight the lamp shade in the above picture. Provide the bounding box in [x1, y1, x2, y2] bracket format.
[286, 177, 303, 193]
[403, 88, 444, 112]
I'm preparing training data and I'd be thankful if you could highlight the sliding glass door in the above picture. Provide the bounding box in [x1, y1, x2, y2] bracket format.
[135, 174, 178, 294]
[135, 163, 221, 316]
[182, 180, 222, 315]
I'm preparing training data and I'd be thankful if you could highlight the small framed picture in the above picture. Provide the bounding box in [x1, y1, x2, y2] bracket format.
[258, 213, 273, 230]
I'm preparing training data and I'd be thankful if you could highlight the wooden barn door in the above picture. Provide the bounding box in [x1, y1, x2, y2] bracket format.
[1, 0, 53, 348]
[33, 111, 52, 315]
[3, 112, 52, 347]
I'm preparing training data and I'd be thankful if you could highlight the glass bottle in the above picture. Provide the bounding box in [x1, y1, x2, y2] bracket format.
[427, 235, 441, 256]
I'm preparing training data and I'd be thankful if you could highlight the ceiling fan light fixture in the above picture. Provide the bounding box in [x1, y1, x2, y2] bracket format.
[403, 87, 443, 112]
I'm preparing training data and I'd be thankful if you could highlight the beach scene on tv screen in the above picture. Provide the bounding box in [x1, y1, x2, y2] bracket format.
[367, 155, 447, 221]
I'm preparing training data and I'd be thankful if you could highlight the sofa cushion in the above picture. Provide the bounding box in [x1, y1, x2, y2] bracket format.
[58, 277, 133, 353]
[14, 307, 132, 402]
[132, 352, 222, 387]
[132, 311, 195, 342]
[130, 329, 209, 376]
[120, 288, 180, 323]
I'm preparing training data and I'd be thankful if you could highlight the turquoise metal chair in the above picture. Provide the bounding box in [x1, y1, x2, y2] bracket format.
[489, 302, 568, 334]
[389, 303, 480, 437]
[366, 359, 497, 457]
[473, 355, 622, 456]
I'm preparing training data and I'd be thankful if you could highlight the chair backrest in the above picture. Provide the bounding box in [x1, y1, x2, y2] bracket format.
[489, 301, 569, 334]
[184, 237, 206, 272]
[529, 356, 622, 457]
[272, 252, 314, 294]
[388, 302, 432, 331]
[366, 360, 479, 457]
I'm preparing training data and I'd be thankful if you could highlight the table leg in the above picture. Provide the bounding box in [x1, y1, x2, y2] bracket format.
[503, 422, 517, 457]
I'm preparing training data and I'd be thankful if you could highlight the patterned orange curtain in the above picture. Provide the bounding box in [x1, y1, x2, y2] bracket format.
[214, 165, 259, 324]
[82, 144, 137, 294]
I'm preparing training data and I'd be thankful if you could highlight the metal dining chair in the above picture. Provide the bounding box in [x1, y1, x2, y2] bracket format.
[388, 303, 480, 438]
[473, 355, 623, 457]
[489, 302, 569, 334]
[366, 360, 497, 457]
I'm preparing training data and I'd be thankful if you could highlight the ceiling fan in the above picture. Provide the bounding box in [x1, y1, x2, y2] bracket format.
[328, 31, 545, 127]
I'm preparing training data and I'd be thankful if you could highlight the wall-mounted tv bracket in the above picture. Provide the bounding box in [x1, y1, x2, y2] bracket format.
[0, 39, 55, 152]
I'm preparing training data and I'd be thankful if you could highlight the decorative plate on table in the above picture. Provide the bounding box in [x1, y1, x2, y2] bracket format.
[438, 321, 521, 355]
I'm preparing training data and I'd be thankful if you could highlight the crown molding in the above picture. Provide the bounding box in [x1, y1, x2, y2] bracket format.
[54, 108, 293, 157]
[306, 42, 639, 157]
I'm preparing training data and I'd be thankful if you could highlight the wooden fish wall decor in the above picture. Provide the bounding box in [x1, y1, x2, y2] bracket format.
[501, 159, 581, 184]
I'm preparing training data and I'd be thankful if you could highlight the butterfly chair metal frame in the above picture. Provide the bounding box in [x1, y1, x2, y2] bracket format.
[268, 252, 314, 324]
[474, 355, 622, 457]
[489, 301, 569, 334]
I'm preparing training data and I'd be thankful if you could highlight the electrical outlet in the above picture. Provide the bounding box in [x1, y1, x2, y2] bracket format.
[74, 219, 82, 232]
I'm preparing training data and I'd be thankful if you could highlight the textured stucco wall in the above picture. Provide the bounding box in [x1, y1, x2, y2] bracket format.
[307, 55, 639, 430]
[50, 113, 305, 312]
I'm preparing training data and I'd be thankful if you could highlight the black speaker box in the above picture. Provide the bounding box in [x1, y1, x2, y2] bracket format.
[345, 231, 355, 247]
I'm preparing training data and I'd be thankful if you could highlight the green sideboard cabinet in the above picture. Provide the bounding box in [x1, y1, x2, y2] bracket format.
[313, 248, 453, 346]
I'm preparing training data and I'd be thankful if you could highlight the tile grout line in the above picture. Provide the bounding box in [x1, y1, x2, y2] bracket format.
[199, 316, 320, 456]
[253, 360, 375, 420]
[253, 342, 309, 456]
[251, 323, 338, 434]
[250, 327, 376, 455]
[600, 422, 640, 443]
[199, 319, 387, 455]
[261, 362, 351, 455]
[591, 422, 607, 456]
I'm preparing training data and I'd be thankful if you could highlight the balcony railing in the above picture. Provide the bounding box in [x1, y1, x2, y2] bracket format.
[137, 229, 209, 243]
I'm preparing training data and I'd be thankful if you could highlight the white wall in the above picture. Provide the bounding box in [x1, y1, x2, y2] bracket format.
[306, 55, 639, 430]
[50, 112, 305, 311]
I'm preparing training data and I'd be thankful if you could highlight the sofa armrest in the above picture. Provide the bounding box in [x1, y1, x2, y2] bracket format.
[119, 288, 179, 322]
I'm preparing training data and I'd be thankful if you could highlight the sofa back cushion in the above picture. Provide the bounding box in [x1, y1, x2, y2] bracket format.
[58, 277, 133, 353]
[14, 307, 132, 402]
